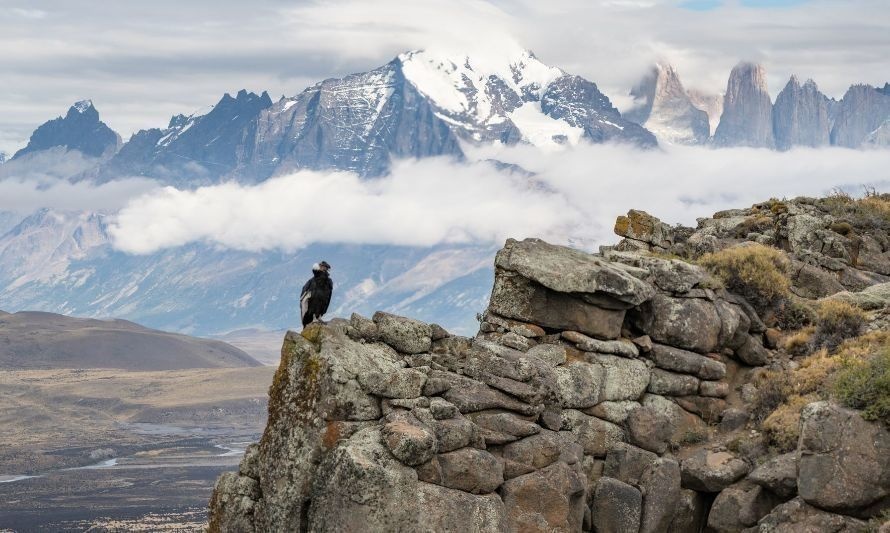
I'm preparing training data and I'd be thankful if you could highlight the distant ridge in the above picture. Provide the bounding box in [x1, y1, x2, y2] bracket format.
[0, 311, 262, 370]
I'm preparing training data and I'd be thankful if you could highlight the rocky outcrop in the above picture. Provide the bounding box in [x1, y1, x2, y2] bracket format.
[612, 196, 890, 296]
[713, 62, 775, 148]
[207, 237, 779, 532]
[687, 89, 723, 137]
[626, 64, 710, 145]
[772, 76, 832, 150]
[209, 231, 890, 532]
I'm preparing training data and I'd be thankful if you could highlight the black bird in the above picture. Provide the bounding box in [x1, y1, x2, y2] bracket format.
[300, 261, 333, 327]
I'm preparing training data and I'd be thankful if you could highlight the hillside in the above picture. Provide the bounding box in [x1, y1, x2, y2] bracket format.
[209, 193, 890, 532]
[0, 311, 262, 370]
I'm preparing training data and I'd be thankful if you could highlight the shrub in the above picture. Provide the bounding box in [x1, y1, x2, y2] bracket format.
[698, 244, 791, 315]
[812, 300, 867, 353]
[833, 347, 890, 426]
[819, 190, 890, 232]
[762, 394, 815, 452]
[733, 215, 774, 238]
[781, 327, 815, 357]
[750, 370, 792, 424]
[775, 299, 816, 330]
[792, 348, 839, 396]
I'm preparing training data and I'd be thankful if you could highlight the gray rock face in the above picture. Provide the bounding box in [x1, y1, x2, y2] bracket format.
[372, 311, 432, 354]
[632, 295, 724, 353]
[592, 477, 643, 533]
[797, 401, 890, 513]
[772, 76, 832, 150]
[708, 480, 779, 532]
[94, 90, 273, 186]
[746, 497, 866, 533]
[831, 84, 890, 148]
[626, 63, 710, 145]
[713, 62, 775, 148]
[206, 235, 790, 533]
[681, 450, 750, 492]
[748, 452, 798, 499]
[12, 100, 121, 160]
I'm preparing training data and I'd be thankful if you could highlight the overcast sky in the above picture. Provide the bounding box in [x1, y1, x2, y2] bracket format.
[2, 0, 889, 155]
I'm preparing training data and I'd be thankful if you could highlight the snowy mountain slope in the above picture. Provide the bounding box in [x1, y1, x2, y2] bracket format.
[0, 209, 493, 335]
[90, 90, 273, 186]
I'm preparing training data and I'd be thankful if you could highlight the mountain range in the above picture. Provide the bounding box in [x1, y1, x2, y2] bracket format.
[628, 61, 890, 149]
[0, 50, 888, 337]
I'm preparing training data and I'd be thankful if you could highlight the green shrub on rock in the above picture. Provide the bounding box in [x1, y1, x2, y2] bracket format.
[698, 244, 791, 315]
[833, 347, 890, 426]
[813, 300, 867, 353]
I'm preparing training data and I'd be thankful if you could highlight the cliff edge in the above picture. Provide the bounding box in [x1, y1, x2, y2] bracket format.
[209, 194, 890, 532]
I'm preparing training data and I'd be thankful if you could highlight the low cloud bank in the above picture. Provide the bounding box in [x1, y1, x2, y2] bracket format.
[107, 144, 890, 255]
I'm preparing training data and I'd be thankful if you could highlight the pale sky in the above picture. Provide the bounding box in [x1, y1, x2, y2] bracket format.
[1, 0, 888, 155]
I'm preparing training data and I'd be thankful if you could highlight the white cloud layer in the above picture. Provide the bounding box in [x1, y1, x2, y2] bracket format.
[108, 144, 890, 254]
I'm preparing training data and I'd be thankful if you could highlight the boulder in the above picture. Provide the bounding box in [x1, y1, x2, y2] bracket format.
[348, 312, 379, 341]
[640, 458, 682, 533]
[748, 452, 798, 499]
[372, 311, 432, 354]
[584, 400, 641, 425]
[632, 294, 723, 353]
[467, 410, 540, 445]
[626, 405, 673, 454]
[434, 448, 504, 494]
[825, 281, 890, 310]
[490, 269, 627, 339]
[562, 330, 640, 357]
[797, 401, 890, 513]
[735, 335, 770, 366]
[500, 462, 586, 532]
[554, 361, 604, 408]
[561, 409, 626, 457]
[382, 420, 438, 466]
[592, 477, 643, 533]
[501, 430, 575, 470]
[708, 480, 779, 532]
[415, 483, 507, 531]
[681, 450, 750, 492]
[597, 354, 650, 401]
[357, 368, 427, 399]
[208, 472, 260, 533]
[614, 209, 675, 250]
[745, 497, 866, 533]
[495, 238, 656, 306]
[526, 343, 567, 366]
[306, 427, 424, 531]
[602, 442, 658, 486]
[648, 368, 700, 396]
[650, 343, 727, 380]
[668, 489, 709, 533]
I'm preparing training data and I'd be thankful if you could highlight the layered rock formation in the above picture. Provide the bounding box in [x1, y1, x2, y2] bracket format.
[772, 76, 832, 150]
[208, 216, 890, 531]
[713, 63, 775, 148]
[625, 64, 710, 145]
[614, 195, 890, 298]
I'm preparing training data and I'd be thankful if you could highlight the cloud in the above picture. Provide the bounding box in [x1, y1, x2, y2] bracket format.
[108, 144, 890, 254]
[0, 149, 159, 212]
[1, 0, 888, 153]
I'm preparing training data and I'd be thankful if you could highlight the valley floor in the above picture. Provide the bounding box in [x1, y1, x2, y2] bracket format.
[0, 367, 275, 532]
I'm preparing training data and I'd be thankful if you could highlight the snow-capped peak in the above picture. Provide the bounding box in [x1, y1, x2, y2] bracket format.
[72, 99, 93, 113]
[398, 49, 563, 122]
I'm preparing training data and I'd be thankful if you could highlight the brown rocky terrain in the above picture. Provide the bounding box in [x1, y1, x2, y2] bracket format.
[208, 193, 890, 532]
